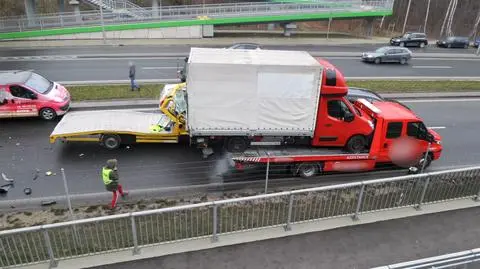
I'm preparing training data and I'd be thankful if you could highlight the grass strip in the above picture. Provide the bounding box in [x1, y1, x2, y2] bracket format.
[67, 80, 480, 102]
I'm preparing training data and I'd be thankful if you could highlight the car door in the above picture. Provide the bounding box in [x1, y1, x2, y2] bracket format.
[378, 121, 404, 163]
[9, 85, 39, 117]
[409, 34, 420, 47]
[0, 87, 14, 118]
[315, 98, 354, 146]
[385, 49, 398, 62]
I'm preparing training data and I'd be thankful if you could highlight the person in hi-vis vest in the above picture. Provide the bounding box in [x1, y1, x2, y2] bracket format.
[102, 159, 127, 208]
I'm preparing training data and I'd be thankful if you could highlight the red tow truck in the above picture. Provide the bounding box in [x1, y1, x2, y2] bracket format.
[231, 95, 443, 178]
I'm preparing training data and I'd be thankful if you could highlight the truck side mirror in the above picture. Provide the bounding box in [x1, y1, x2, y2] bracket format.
[344, 111, 354, 122]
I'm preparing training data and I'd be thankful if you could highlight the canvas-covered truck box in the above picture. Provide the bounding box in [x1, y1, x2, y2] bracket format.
[185, 47, 323, 137]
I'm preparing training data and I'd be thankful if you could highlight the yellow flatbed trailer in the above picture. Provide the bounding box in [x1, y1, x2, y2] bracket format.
[49, 83, 188, 149]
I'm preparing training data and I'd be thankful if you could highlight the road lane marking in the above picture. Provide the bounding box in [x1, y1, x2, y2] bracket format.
[428, 126, 446, 130]
[412, 66, 452, 69]
[142, 67, 179, 70]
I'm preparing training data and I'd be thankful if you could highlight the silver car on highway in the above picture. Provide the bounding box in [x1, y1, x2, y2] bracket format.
[361, 46, 412, 65]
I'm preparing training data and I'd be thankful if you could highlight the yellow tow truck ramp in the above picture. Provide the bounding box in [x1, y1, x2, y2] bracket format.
[49, 83, 188, 149]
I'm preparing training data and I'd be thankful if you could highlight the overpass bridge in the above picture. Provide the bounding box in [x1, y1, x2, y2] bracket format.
[0, 0, 393, 40]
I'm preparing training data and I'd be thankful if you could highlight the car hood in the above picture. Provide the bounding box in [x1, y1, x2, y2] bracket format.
[428, 129, 442, 142]
[44, 82, 70, 101]
[391, 36, 402, 40]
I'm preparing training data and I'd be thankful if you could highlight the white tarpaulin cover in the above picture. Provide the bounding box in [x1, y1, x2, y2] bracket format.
[50, 110, 171, 136]
[186, 48, 323, 137]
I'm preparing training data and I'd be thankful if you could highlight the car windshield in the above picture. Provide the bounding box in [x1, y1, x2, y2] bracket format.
[447, 37, 455, 41]
[24, 73, 53, 94]
[375, 47, 389, 53]
[402, 33, 411, 38]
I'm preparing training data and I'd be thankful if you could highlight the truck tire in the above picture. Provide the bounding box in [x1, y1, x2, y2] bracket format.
[346, 135, 367, 153]
[101, 134, 121, 150]
[225, 137, 249, 153]
[297, 163, 320, 178]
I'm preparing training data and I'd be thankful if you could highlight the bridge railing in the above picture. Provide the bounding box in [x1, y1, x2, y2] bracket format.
[1, 165, 479, 268]
[0, 0, 394, 33]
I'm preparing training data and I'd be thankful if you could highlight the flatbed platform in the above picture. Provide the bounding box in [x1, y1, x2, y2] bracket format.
[232, 146, 371, 163]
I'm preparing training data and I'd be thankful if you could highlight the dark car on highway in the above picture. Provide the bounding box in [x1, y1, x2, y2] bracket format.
[361, 46, 412, 65]
[436, 36, 470, 48]
[347, 87, 411, 110]
[390, 32, 428, 48]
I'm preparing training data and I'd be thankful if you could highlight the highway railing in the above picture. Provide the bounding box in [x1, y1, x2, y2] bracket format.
[371, 248, 480, 269]
[1, 165, 480, 268]
[0, 0, 394, 33]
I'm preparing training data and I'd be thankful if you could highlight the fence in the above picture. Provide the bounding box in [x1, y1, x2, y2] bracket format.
[371, 248, 480, 269]
[1, 165, 480, 268]
[0, 0, 394, 33]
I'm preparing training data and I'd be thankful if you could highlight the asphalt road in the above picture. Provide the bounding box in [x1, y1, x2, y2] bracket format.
[89, 206, 480, 269]
[1, 57, 480, 82]
[0, 44, 476, 57]
[0, 99, 478, 201]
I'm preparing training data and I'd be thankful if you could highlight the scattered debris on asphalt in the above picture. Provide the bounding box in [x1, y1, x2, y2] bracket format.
[0, 183, 14, 194]
[23, 188, 32, 195]
[41, 200, 57, 206]
[45, 171, 53, 176]
[79, 153, 85, 157]
[2, 173, 14, 182]
[15, 143, 20, 146]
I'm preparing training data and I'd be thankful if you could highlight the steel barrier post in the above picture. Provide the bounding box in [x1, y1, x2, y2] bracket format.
[415, 176, 430, 210]
[284, 194, 294, 231]
[130, 215, 140, 255]
[264, 153, 270, 194]
[212, 204, 218, 242]
[352, 184, 366, 221]
[43, 229, 58, 268]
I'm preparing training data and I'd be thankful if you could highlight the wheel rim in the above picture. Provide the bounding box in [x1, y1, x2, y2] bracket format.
[400, 42, 404, 47]
[375, 58, 380, 64]
[420, 43, 425, 48]
[401, 59, 406, 64]
[301, 165, 316, 177]
[41, 109, 54, 120]
[105, 138, 118, 149]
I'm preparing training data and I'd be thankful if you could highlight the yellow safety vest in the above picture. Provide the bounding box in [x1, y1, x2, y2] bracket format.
[102, 167, 112, 185]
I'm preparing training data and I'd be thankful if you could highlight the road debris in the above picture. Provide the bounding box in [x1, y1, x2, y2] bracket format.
[2, 173, 14, 182]
[0, 183, 14, 194]
[15, 142, 20, 146]
[41, 200, 57, 206]
[24, 188, 32, 195]
[45, 171, 53, 176]
[79, 153, 85, 157]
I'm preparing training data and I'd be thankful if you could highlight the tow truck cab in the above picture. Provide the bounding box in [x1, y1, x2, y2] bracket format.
[355, 99, 442, 167]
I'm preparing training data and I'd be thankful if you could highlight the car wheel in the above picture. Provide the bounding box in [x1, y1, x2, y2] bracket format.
[464, 44, 469, 49]
[39, 108, 57, 121]
[101, 134, 121, 150]
[297, 163, 320, 178]
[420, 42, 426, 48]
[400, 58, 407, 65]
[447, 44, 452, 48]
[374, 58, 381, 64]
[346, 135, 367, 153]
[399, 42, 405, 47]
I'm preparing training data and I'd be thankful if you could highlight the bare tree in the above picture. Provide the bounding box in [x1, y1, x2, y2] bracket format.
[440, 0, 453, 37]
[470, 10, 480, 38]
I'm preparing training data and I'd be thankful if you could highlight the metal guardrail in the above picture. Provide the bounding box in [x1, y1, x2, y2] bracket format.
[371, 248, 480, 269]
[1, 165, 480, 268]
[0, 0, 394, 33]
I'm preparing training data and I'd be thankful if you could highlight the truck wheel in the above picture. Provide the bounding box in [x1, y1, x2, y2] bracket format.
[346, 135, 367, 153]
[39, 108, 57, 121]
[297, 163, 319, 178]
[417, 153, 433, 170]
[226, 137, 249, 153]
[101, 134, 121, 150]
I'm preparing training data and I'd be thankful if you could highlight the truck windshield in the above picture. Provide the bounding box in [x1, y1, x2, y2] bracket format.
[24, 73, 53, 94]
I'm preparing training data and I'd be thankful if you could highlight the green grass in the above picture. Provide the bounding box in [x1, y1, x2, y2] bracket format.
[348, 80, 480, 93]
[68, 84, 163, 102]
[68, 80, 480, 102]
